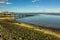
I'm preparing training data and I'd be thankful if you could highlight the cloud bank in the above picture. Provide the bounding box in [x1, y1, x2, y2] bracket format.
[39, 8, 60, 13]
[19, 8, 60, 13]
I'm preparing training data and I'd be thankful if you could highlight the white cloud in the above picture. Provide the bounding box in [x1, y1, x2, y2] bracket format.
[0, 0, 12, 4]
[6, 2, 12, 4]
[0, 1, 5, 4]
[32, 0, 40, 3]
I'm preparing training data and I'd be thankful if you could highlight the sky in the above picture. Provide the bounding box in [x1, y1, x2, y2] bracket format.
[0, 0, 60, 13]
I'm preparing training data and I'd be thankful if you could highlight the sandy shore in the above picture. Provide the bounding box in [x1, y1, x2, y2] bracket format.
[13, 22, 60, 38]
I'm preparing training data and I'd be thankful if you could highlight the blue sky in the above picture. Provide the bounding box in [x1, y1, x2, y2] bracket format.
[0, 0, 60, 13]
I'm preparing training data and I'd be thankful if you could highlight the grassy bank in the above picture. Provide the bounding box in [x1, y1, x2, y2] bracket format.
[0, 17, 60, 40]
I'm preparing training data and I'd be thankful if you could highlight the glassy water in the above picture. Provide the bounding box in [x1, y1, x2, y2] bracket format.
[16, 14, 60, 29]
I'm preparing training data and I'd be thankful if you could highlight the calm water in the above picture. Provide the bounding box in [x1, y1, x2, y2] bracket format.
[16, 14, 60, 29]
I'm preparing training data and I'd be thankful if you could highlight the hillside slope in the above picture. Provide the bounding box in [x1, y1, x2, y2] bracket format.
[0, 17, 60, 40]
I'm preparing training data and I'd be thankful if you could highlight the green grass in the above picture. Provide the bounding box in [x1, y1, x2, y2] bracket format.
[0, 19, 60, 40]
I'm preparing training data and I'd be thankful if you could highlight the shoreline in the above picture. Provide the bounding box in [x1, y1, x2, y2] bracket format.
[12, 19, 60, 38]
[0, 17, 60, 40]
[16, 21, 60, 31]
